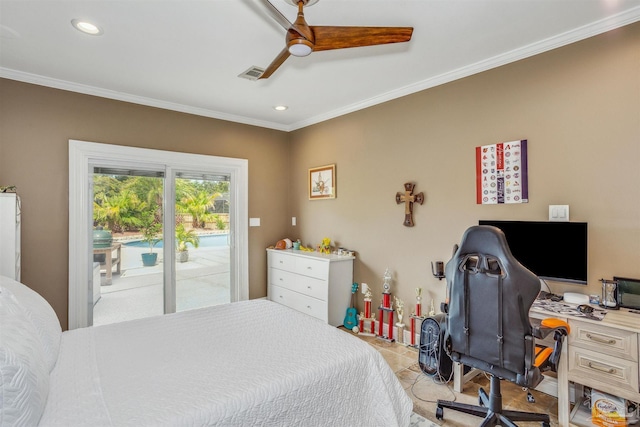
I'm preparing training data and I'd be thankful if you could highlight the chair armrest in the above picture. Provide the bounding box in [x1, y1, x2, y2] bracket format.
[532, 318, 570, 340]
[532, 318, 570, 372]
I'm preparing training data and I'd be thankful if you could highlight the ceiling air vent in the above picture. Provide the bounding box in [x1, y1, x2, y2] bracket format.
[238, 66, 265, 81]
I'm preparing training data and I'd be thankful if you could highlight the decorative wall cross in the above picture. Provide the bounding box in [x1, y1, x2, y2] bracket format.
[395, 182, 424, 227]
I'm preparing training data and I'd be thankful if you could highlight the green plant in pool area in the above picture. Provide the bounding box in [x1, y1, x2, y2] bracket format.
[140, 214, 162, 254]
[214, 215, 226, 231]
[176, 223, 200, 252]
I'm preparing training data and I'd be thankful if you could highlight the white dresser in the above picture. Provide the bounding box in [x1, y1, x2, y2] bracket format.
[267, 249, 355, 326]
[0, 193, 21, 281]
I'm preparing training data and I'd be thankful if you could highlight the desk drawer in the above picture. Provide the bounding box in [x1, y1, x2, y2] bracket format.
[568, 346, 639, 395]
[569, 320, 638, 361]
[269, 251, 295, 271]
[295, 257, 329, 280]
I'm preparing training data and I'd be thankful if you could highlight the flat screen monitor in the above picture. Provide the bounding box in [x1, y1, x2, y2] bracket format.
[478, 220, 588, 285]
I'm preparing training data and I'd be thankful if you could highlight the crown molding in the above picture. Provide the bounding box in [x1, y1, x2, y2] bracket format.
[2, 6, 639, 133]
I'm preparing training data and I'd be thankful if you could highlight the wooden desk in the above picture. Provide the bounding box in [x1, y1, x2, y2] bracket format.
[93, 243, 121, 285]
[452, 306, 640, 426]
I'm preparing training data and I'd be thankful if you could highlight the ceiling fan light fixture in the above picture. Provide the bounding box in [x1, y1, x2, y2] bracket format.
[288, 39, 313, 57]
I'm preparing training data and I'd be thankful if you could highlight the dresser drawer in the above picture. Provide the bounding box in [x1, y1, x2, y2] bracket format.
[296, 275, 328, 301]
[295, 257, 329, 280]
[269, 251, 295, 271]
[568, 345, 639, 394]
[269, 284, 328, 322]
[269, 268, 296, 291]
[569, 320, 638, 361]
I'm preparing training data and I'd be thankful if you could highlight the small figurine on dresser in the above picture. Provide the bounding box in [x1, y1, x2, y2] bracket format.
[318, 237, 332, 254]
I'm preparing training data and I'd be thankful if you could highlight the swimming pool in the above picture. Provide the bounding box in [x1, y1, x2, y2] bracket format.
[123, 233, 229, 248]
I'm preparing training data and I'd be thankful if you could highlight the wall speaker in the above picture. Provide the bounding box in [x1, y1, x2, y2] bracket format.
[418, 313, 453, 381]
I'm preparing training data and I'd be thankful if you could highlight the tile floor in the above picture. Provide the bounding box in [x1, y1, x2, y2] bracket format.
[353, 331, 561, 426]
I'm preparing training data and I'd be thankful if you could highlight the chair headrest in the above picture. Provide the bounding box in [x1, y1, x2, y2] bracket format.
[447, 225, 540, 293]
[455, 225, 512, 258]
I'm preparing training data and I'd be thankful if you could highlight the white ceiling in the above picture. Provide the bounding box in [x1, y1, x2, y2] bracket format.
[1, 1, 639, 132]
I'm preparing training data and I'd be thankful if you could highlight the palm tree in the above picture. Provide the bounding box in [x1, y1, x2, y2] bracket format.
[93, 189, 144, 233]
[131, 176, 163, 223]
[177, 190, 221, 228]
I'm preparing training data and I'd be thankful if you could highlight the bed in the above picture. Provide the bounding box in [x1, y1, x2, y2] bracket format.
[0, 275, 413, 426]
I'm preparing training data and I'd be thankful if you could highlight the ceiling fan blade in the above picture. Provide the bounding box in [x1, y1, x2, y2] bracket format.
[311, 26, 413, 51]
[259, 47, 291, 79]
[261, 0, 309, 40]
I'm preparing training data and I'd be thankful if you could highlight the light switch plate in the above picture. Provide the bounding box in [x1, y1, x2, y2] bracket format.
[249, 217, 260, 227]
[548, 205, 569, 221]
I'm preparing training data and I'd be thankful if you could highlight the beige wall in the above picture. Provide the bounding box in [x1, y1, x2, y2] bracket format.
[0, 82, 291, 329]
[1, 22, 639, 329]
[288, 23, 640, 311]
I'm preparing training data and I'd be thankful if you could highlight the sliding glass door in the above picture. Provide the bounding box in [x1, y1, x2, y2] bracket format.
[174, 174, 231, 313]
[69, 141, 248, 330]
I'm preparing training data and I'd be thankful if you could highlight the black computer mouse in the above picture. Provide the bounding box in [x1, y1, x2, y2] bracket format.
[578, 304, 594, 314]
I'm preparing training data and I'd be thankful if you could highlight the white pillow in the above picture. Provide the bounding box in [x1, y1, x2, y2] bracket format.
[0, 276, 62, 372]
[0, 286, 50, 426]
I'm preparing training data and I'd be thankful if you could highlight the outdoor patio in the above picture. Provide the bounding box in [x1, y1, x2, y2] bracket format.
[92, 240, 230, 326]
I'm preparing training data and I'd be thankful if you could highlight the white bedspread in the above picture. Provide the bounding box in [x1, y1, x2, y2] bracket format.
[39, 300, 412, 426]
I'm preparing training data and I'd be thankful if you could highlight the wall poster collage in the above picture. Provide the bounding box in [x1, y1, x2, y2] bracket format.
[476, 139, 528, 205]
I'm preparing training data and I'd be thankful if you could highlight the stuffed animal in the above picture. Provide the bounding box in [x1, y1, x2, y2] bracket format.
[318, 237, 332, 254]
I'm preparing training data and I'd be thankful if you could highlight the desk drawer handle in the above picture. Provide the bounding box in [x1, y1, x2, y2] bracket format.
[586, 333, 616, 345]
[587, 361, 616, 374]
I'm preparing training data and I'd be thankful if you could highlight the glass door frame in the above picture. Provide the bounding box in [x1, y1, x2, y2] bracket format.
[68, 140, 249, 330]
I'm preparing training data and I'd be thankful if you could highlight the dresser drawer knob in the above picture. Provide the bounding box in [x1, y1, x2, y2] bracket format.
[588, 361, 616, 374]
[307, 286, 312, 289]
[586, 333, 616, 345]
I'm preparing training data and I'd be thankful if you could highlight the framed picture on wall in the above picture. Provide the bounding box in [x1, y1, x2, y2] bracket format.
[309, 164, 336, 200]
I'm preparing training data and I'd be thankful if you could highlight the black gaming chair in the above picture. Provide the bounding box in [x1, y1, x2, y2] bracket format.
[436, 225, 569, 427]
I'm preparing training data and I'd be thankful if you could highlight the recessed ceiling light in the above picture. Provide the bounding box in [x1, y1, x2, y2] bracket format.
[274, 105, 288, 111]
[71, 19, 103, 36]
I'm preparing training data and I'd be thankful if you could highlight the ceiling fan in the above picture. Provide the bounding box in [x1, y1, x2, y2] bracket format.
[255, 0, 413, 79]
